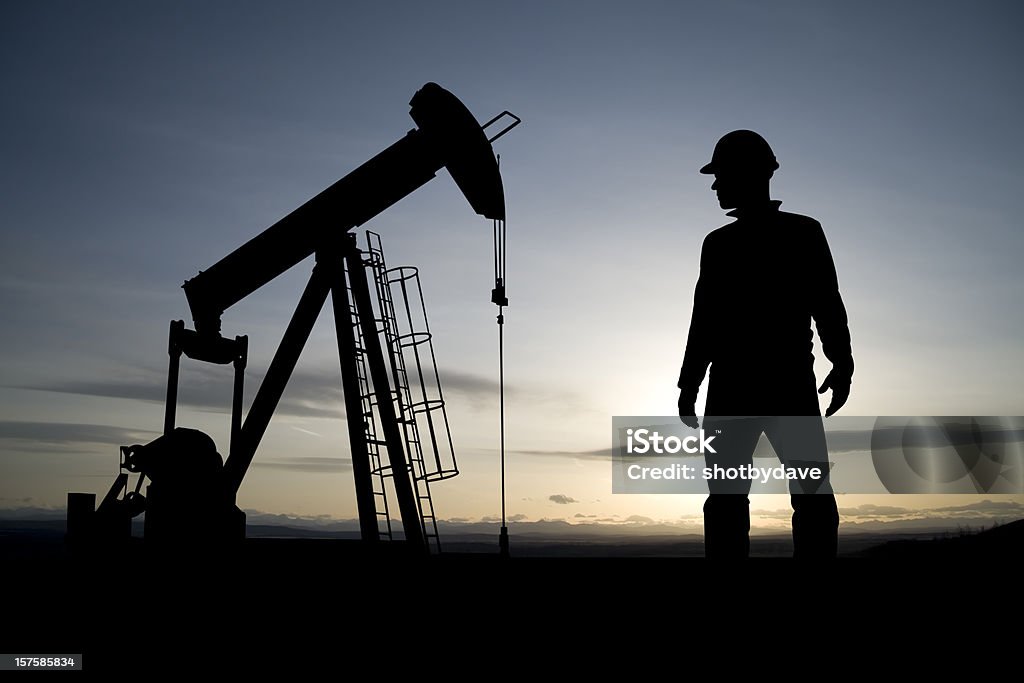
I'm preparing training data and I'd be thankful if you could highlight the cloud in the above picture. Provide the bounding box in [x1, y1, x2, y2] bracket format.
[251, 456, 353, 473]
[516, 447, 614, 459]
[14, 363, 530, 422]
[14, 366, 346, 419]
[757, 499, 1024, 524]
[756, 504, 915, 520]
[751, 508, 796, 520]
[931, 500, 1024, 515]
[838, 504, 911, 518]
[431, 368, 596, 417]
[0, 505, 67, 520]
[508, 513, 529, 522]
[433, 368, 502, 400]
[838, 500, 1024, 520]
[624, 515, 655, 524]
[0, 420, 159, 452]
[242, 510, 360, 530]
[549, 494, 578, 505]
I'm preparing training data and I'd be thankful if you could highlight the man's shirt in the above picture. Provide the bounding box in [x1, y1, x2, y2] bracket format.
[678, 200, 853, 401]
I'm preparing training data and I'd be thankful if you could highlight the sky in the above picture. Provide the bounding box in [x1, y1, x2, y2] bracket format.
[1, 1, 1022, 533]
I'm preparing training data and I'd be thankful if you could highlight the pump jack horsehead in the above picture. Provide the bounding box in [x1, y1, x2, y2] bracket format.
[67, 83, 520, 554]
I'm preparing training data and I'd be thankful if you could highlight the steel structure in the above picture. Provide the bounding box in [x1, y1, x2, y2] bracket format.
[68, 83, 519, 553]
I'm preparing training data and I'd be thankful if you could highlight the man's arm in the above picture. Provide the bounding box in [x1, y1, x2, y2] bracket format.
[678, 235, 713, 426]
[809, 221, 853, 416]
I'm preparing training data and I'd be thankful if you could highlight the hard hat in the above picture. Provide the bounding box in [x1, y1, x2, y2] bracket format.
[700, 130, 779, 175]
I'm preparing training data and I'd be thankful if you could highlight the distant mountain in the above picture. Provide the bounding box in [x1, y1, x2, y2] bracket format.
[860, 518, 1024, 558]
[2, 506, 1020, 547]
[2, 511, 1021, 558]
[0, 506, 67, 521]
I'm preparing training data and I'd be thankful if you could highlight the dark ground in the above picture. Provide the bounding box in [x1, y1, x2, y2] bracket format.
[2, 520, 1020, 672]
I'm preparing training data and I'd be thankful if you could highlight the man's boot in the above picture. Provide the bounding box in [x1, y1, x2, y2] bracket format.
[703, 494, 751, 558]
[791, 494, 839, 558]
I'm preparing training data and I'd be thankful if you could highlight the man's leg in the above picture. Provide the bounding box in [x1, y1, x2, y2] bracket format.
[765, 416, 839, 558]
[701, 416, 762, 558]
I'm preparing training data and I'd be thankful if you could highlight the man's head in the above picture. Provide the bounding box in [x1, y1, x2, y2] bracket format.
[700, 130, 778, 211]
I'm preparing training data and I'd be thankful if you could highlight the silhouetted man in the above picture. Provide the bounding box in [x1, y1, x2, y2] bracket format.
[677, 130, 853, 558]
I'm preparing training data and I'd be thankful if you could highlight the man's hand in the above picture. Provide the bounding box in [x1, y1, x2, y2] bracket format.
[678, 393, 699, 429]
[818, 369, 851, 417]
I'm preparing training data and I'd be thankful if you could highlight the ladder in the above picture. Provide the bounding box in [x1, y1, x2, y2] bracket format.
[344, 256, 393, 541]
[365, 232, 441, 552]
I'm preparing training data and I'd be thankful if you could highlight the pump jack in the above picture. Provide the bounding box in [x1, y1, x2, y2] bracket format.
[67, 83, 519, 553]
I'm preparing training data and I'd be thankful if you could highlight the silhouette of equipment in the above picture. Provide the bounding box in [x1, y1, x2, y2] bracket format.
[66, 83, 520, 554]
